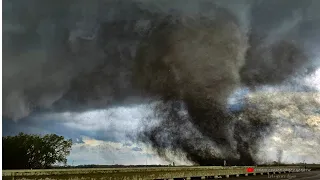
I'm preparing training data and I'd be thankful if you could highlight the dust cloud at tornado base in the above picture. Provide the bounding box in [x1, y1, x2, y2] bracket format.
[3, 0, 320, 165]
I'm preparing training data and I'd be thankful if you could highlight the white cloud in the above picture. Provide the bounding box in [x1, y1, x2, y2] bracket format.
[246, 92, 320, 164]
[305, 68, 320, 91]
[68, 136, 167, 165]
[39, 105, 152, 132]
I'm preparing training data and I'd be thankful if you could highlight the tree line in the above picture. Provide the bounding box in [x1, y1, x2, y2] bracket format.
[3, 133, 72, 169]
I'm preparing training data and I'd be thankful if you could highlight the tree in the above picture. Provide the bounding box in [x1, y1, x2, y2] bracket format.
[3, 133, 72, 169]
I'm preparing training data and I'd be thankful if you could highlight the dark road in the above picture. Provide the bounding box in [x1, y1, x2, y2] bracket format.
[227, 170, 320, 180]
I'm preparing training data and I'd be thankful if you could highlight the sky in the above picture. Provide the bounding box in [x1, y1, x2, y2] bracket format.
[3, 105, 170, 165]
[2, 0, 320, 166]
[3, 69, 320, 165]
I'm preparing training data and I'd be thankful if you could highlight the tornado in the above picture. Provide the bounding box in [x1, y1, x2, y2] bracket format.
[2, 0, 320, 165]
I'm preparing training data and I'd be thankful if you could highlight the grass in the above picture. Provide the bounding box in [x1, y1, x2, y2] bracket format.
[2, 165, 314, 180]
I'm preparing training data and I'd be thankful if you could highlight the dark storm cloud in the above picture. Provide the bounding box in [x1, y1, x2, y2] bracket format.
[3, 0, 320, 165]
[2, 117, 88, 146]
[3, 0, 318, 119]
[2, 114, 125, 143]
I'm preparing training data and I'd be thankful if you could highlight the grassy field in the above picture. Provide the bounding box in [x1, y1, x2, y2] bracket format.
[3, 165, 313, 180]
[306, 164, 320, 170]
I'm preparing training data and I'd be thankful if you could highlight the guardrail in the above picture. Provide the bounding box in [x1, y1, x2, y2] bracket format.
[2, 166, 309, 180]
